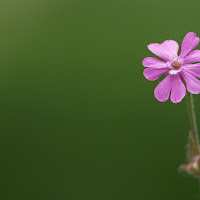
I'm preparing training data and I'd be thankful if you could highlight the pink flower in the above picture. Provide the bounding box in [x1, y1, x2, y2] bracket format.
[143, 32, 200, 103]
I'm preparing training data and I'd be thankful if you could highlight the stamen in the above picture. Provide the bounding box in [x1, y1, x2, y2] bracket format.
[172, 61, 181, 70]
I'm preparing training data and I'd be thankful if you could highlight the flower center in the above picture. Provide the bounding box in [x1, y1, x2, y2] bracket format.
[172, 61, 181, 70]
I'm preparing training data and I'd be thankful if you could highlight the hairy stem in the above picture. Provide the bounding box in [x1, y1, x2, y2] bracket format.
[187, 91, 200, 155]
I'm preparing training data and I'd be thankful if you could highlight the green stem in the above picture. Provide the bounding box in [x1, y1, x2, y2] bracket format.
[187, 91, 200, 155]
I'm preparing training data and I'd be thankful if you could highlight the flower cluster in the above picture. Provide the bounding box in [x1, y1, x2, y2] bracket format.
[143, 32, 200, 103]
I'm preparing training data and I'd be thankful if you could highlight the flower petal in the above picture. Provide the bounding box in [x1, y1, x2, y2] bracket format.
[161, 40, 179, 59]
[142, 57, 168, 68]
[181, 70, 200, 94]
[180, 32, 200, 59]
[184, 50, 200, 64]
[143, 68, 169, 81]
[182, 63, 200, 78]
[170, 74, 186, 103]
[148, 40, 179, 61]
[154, 74, 172, 102]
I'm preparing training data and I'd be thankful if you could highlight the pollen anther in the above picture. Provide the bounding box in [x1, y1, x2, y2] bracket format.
[172, 61, 181, 70]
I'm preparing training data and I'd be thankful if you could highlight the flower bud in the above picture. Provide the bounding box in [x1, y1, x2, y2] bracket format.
[180, 157, 200, 178]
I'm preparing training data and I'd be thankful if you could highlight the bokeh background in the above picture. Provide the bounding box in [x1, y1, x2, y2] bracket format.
[1, 0, 200, 199]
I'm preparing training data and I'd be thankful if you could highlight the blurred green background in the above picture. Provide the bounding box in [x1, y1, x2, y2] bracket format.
[1, 0, 200, 199]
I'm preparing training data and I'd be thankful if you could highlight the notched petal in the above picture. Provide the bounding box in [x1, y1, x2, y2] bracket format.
[181, 70, 200, 94]
[154, 74, 172, 102]
[170, 74, 186, 103]
[148, 40, 179, 61]
[142, 57, 167, 68]
[143, 68, 169, 81]
[180, 32, 200, 59]
[184, 50, 200, 64]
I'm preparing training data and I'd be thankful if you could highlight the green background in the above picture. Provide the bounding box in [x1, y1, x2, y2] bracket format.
[1, 0, 200, 199]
